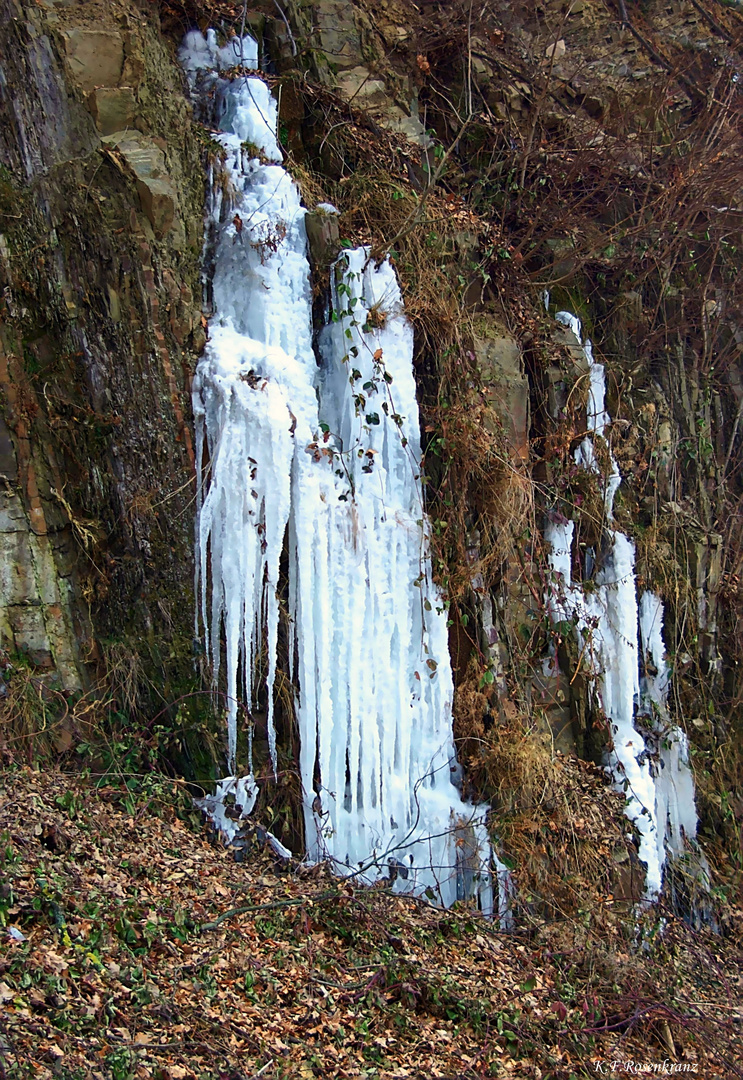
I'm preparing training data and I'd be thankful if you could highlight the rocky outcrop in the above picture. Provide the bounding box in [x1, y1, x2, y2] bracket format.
[288, 0, 431, 145]
[473, 323, 529, 463]
[0, 0, 204, 707]
[102, 132, 179, 238]
[0, 398, 81, 690]
[0, 0, 740, 906]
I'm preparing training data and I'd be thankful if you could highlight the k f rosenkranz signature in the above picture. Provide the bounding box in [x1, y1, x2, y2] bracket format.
[592, 1063, 698, 1075]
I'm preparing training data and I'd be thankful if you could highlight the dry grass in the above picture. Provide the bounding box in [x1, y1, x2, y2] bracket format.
[0, 652, 109, 764]
[289, 160, 486, 348]
[454, 681, 635, 921]
[0, 643, 188, 775]
[102, 640, 144, 718]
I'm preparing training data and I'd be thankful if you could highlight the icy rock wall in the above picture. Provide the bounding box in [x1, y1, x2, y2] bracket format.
[181, 32, 497, 914]
[545, 315, 699, 896]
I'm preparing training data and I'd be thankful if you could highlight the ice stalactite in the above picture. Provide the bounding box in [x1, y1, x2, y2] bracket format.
[638, 592, 698, 863]
[545, 314, 700, 897]
[183, 30, 306, 781]
[181, 32, 501, 916]
[298, 249, 499, 914]
[544, 518, 662, 894]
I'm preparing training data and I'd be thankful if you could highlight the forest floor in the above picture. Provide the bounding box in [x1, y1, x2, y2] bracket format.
[0, 768, 741, 1080]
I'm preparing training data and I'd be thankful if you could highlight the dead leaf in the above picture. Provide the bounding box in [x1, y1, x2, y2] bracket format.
[40, 951, 68, 975]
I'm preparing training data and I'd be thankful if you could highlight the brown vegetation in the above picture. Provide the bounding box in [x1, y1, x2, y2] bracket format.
[1, 769, 741, 1078]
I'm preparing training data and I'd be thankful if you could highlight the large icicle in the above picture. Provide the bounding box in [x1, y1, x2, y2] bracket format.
[638, 592, 698, 862]
[182, 32, 501, 917]
[296, 248, 497, 913]
[183, 31, 315, 778]
[545, 519, 661, 894]
[545, 313, 701, 897]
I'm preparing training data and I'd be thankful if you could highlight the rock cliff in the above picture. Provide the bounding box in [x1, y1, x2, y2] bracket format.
[1, 0, 741, 914]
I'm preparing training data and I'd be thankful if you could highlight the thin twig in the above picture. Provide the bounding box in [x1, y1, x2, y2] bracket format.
[273, 0, 297, 56]
[613, 0, 705, 103]
[200, 889, 339, 930]
[688, 0, 732, 42]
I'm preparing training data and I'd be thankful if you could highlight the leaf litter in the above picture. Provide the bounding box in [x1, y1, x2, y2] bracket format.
[0, 769, 740, 1078]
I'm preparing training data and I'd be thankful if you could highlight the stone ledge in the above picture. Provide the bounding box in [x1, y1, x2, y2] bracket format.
[87, 87, 137, 136]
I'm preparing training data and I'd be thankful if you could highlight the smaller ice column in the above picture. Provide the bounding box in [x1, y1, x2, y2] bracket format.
[639, 592, 698, 862]
[545, 312, 701, 897]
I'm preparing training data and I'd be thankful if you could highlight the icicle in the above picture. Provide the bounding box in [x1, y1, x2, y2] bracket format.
[595, 532, 662, 895]
[183, 30, 313, 788]
[639, 592, 698, 861]
[301, 247, 500, 915]
[194, 774, 258, 841]
[555, 309, 583, 342]
[638, 591, 670, 719]
[181, 32, 505, 918]
[556, 312, 621, 517]
[543, 314, 702, 898]
[180, 29, 259, 83]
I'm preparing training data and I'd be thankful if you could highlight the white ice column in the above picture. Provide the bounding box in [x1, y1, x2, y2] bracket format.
[639, 592, 698, 862]
[543, 312, 703, 897]
[182, 31, 500, 916]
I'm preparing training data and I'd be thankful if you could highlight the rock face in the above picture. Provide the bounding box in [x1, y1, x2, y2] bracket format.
[62, 28, 125, 90]
[304, 205, 340, 265]
[293, 0, 431, 145]
[88, 87, 137, 136]
[473, 327, 529, 462]
[102, 132, 178, 236]
[335, 65, 431, 145]
[0, 430, 80, 689]
[0, 0, 739, 903]
[0, 0, 204, 709]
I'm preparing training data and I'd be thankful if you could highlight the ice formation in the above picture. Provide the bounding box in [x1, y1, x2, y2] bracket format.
[546, 314, 699, 896]
[638, 592, 698, 862]
[181, 31, 500, 915]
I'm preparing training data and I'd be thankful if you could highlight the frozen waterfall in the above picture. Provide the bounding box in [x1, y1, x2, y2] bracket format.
[545, 314, 699, 897]
[181, 31, 500, 916]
